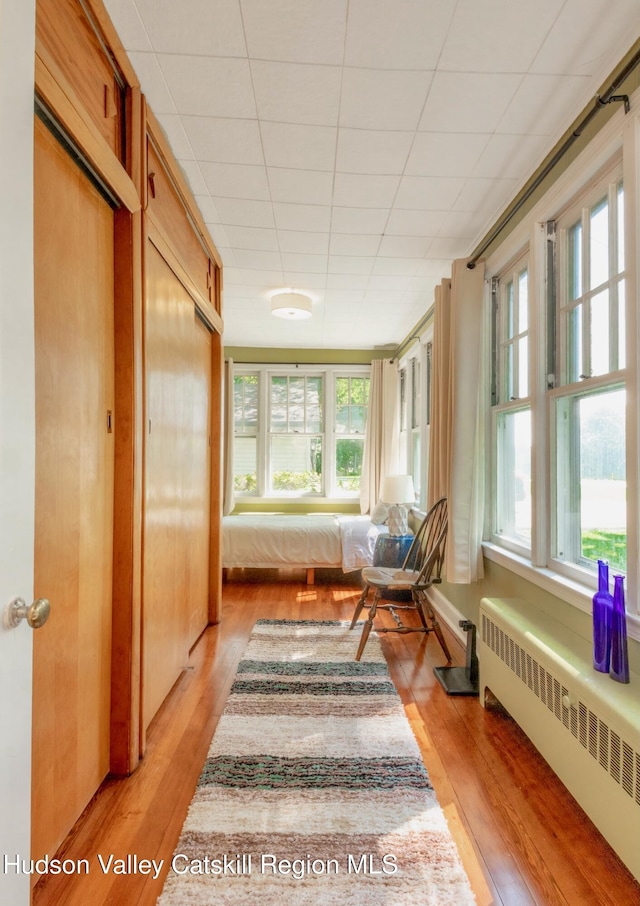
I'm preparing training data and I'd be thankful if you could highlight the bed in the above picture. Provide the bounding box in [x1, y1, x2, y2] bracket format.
[222, 513, 389, 584]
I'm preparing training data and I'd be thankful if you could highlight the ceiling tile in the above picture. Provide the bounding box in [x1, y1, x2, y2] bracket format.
[372, 257, 422, 276]
[394, 175, 466, 210]
[181, 116, 264, 165]
[531, 0, 640, 76]
[333, 173, 400, 208]
[272, 203, 332, 233]
[102, 0, 637, 350]
[241, 0, 348, 65]
[205, 223, 230, 248]
[377, 235, 431, 257]
[280, 252, 328, 273]
[223, 267, 285, 286]
[328, 255, 375, 275]
[104, 0, 152, 51]
[438, 210, 490, 240]
[214, 198, 276, 229]
[323, 289, 365, 304]
[329, 234, 382, 256]
[452, 178, 520, 214]
[418, 72, 522, 134]
[344, 0, 456, 70]
[340, 69, 433, 131]
[251, 60, 342, 125]
[193, 194, 221, 223]
[267, 168, 334, 205]
[133, 0, 246, 56]
[438, 0, 563, 73]
[330, 207, 390, 234]
[177, 160, 208, 195]
[472, 133, 550, 180]
[384, 208, 446, 236]
[223, 226, 280, 251]
[405, 132, 491, 177]
[496, 74, 592, 136]
[128, 52, 177, 114]
[413, 259, 454, 277]
[200, 162, 270, 200]
[283, 272, 327, 290]
[233, 249, 283, 270]
[335, 128, 413, 175]
[155, 114, 195, 160]
[277, 231, 330, 254]
[260, 122, 337, 171]
[428, 236, 472, 258]
[157, 55, 256, 118]
[366, 275, 413, 292]
[326, 273, 372, 290]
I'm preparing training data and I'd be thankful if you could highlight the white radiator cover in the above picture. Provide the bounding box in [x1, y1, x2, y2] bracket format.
[479, 597, 640, 882]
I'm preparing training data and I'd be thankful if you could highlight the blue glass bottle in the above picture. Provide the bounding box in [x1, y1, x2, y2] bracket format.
[592, 559, 612, 673]
[609, 574, 630, 684]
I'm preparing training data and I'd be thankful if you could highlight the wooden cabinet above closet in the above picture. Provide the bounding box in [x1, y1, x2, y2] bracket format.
[36, 0, 129, 165]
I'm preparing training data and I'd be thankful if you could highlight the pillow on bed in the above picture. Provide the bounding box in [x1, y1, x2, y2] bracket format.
[370, 500, 390, 524]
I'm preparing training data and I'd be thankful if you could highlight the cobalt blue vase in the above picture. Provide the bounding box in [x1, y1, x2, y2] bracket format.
[592, 559, 612, 673]
[609, 574, 630, 684]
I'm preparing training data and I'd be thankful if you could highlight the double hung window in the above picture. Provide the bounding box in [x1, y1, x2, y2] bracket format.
[552, 171, 626, 575]
[491, 258, 532, 550]
[489, 159, 628, 591]
[232, 366, 369, 499]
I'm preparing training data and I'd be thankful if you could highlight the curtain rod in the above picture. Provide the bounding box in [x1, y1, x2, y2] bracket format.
[466, 44, 640, 270]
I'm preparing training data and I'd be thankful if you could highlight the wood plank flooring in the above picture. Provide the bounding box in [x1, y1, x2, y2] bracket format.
[32, 569, 640, 905]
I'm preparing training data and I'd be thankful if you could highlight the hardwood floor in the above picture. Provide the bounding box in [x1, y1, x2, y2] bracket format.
[32, 569, 640, 905]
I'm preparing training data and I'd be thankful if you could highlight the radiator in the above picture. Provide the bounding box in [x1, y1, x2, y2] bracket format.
[479, 597, 640, 883]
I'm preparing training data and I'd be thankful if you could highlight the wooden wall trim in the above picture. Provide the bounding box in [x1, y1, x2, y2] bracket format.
[35, 48, 140, 213]
[146, 222, 224, 335]
[209, 333, 224, 624]
[110, 86, 144, 777]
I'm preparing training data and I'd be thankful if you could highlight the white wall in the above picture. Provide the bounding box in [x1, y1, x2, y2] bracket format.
[0, 2, 37, 903]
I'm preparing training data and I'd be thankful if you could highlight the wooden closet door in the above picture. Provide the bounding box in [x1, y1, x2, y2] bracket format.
[142, 243, 212, 733]
[32, 117, 115, 862]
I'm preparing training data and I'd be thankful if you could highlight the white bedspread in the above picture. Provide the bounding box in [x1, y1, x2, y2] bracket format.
[222, 513, 387, 572]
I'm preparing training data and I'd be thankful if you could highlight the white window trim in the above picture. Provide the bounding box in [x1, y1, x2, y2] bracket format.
[233, 363, 370, 504]
[483, 85, 639, 627]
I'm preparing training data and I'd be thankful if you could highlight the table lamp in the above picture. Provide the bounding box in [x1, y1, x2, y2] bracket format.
[381, 474, 415, 536]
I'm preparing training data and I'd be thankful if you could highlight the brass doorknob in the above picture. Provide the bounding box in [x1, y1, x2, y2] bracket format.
[4, 597, 51, 630]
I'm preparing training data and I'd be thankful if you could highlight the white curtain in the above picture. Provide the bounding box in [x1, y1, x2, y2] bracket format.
[428, 258, 486, 583]
[222, 357, 235, 516]
[360, 358, 399, 514]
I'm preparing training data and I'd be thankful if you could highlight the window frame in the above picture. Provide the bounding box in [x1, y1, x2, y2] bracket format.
[482, 116, 638, 631]
[232, 363, 371, 503]
[490, 253, 532, 556]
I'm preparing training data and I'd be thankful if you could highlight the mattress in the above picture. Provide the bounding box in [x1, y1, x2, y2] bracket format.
[222, 513, 387, 572]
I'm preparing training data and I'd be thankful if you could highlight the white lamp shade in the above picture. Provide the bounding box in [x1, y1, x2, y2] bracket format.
[381, 474, 415, 505]
[271, 292, 312, 319]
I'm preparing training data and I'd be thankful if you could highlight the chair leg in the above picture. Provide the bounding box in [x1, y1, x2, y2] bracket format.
[420, 594, 452, 662]
[349, 584, 370, 629]
[413, 591, 429, 630]
[354, 591, 380, 660]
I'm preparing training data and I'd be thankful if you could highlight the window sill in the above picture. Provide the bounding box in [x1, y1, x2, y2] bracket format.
[482, 542, 640, 643]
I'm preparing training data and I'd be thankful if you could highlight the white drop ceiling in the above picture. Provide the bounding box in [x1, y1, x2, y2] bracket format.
[102, 0, 640, 350]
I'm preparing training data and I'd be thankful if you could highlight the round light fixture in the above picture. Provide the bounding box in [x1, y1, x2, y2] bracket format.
[271, 291, 313, 320]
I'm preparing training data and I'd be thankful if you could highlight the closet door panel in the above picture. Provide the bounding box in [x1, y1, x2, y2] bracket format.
[32, 116, 115, 861]
[142, 243, 211, 732]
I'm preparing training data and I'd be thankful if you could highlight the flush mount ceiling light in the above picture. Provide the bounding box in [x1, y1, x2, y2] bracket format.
[271, 291, 313, 320]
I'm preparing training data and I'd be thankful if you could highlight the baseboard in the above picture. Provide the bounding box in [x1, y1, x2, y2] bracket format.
[428, 587, 468, 648]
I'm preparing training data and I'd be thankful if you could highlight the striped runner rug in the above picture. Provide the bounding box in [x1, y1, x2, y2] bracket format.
[157, 619, 476, 905]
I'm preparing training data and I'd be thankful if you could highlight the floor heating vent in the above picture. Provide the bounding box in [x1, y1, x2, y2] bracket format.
[479, 597, 640, 882]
